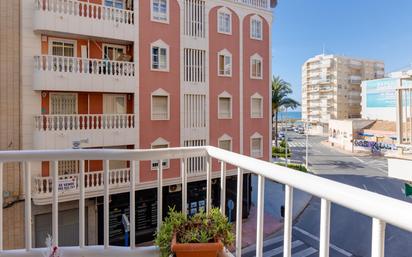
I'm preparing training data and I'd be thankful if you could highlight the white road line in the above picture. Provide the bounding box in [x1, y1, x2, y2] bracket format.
[242, 236, 284, 254]
[262, 240, 303, 257]
[292, 247, 317, 257]
[352, 156, 365, 163]
[293, 226, 353, 257]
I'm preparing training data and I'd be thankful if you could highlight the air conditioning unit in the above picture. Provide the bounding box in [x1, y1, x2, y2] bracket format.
[169, 184, 182, 193]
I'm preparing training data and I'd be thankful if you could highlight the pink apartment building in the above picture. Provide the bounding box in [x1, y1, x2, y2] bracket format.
[4, 0, 275, 248]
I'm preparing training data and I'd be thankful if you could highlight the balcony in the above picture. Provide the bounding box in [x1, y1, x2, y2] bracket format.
[33, 114, 136, 149]
[33, 0, 135, 41]
[349, 60, 362, 69]
[349, 75, 362, 84]
[33, 55, 136, 93]
[2, 147, 412, 257]
[233, 0, 272, 10]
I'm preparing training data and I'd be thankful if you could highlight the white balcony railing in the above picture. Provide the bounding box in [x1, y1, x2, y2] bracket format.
[233, 0, 271, 9]
[33, 168, 130, 196]
[34, 55, 135, 77]
[34, 0, 134, 25]
[1, 147, 412, 257]
[34, 114, 135, 132]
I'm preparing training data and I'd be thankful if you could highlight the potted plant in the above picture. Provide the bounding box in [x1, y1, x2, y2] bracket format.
[155, 208, 235, 257]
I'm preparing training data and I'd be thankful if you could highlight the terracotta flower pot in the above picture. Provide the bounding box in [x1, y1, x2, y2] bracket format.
[171, 234, 224, 257]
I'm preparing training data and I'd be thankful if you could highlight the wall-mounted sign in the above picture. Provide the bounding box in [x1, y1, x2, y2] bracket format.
[58, 178, 76, 191]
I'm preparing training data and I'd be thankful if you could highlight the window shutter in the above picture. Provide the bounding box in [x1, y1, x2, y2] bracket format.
[152, 95, 168, 119]
[252, 98, 262, 117]
[219, 140, 231, 151]
[219, 97, 231, 118]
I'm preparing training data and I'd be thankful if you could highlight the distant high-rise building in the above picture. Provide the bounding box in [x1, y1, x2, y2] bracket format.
[302, 54, 385, 126]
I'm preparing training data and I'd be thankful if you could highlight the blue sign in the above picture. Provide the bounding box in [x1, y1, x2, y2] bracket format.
[365, 78, 412, 108]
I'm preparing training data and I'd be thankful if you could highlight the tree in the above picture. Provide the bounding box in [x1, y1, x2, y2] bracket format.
[272, 76, 300, 146]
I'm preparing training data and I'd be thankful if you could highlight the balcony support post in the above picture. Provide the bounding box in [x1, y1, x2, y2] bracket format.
[235, 167, 243, 257]
[319, 198, 331, 257]
[79, 160, 85, 248]
[371, 218, 386, 257]
[181, 158, 187, 215]
[103, 160, 110, 248]
[24, 162, 32, 251]
[206, 155, 212, 214]
[220, 161, 226, 215]
[256, 175, 265, 257]
[157, 160, 163, 231]
[283, 185, 293, 257]
[0, 162, 2, 251]
[52, 161, 59, 245]
[130, 160, 136, 248]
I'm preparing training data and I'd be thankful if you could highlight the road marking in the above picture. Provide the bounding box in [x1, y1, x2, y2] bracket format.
[293, 226, 353, 256]
[292, 247, 317, 257]
[242, 236, 284, 254]
[352, 156, 365, 163]
[262, 240, 304, 257]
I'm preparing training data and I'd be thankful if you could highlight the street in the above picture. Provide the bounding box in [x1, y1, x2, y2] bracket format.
[247, 132, 412, 257]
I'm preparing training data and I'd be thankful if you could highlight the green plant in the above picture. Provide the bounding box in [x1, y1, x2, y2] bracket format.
[155, 208, 235, 257]
[276, 162, 308, 172]
[272, 146, 291, 158]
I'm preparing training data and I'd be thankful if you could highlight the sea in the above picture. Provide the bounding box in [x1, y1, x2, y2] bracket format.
[277, 111, 302, 121]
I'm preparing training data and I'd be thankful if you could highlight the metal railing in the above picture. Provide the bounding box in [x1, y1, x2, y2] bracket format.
[34, 0, 134, 25]
[34, 55, 135, 77]
[34, 114, 135, 131]
[1, 147, 412, 257]
[233, 0, 271, 9]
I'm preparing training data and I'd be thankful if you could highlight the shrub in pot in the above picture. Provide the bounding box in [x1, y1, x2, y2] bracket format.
[155, 208, 235, 257]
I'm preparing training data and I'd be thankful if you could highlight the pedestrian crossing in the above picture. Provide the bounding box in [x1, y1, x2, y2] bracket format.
[242, 227, 353, 257]
[288, 140, 312, 148]
[242, 235, 318, 257]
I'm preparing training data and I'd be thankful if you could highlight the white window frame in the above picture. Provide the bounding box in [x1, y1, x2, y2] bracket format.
[151, 88, 170, 120]
[151, 137, 170, 170]
[250, 53, 263, 79]
[49, 92, 78, 114]
[48, 38, 77, 57]
[250, 15, 263, 40]
[217, 7, 232, 35]
[250, 132, 263, 158]
[218, 91, 232, 119]
[218, 134, 232, 151]
[151, 40, 170, 72]
[104, 0, 126, 9]
[102, 43, 126, 60]
[250, 93, 263, 118]
[151, 0, 169, 23]
[217, 49, 232, 77]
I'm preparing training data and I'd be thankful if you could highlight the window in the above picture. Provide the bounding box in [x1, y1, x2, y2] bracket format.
[105, 0, 124, 9]
[184, 0, 205, 38]
[184, 49, 206, 82]
[251, 54, 263, 79]
[103, 94, 126, 114]
[251, 93, 263, 118]
[151, 0, 168, 22]
[151, 89, 169, 120]
[250, 132, 263, 158]
[218, 49, 232, 77]
[49, 39, 76, 57]
[184, 139, 206, 174]
[218, 92, 232, 119]
[103, 44, 126, 60]
[151, 40, 169, 71]
[184, 94, 206, 128]
[218, 134, 232, 151]
[151, 138, 170, 170]
[250, 15, 263, 40]
[217, 8, 231, 34]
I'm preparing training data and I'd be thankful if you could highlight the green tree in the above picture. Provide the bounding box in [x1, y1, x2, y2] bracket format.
[272, 76, 300, 146]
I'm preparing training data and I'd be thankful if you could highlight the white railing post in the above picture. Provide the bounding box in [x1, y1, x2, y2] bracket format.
[220, 161, 226, 215]
[79, 160, 85, 248]
[206, 155, 212, 213]
[235, 167, 243, 257]
[52, 160, 59, 245]
[181, 158, 187, 215]
[371, 218, 386, 257]
[283, 185, 293, 257]
[256, 175, 265, 257]
[24, 162, 32, 251]
[0, 162, 3, 251]
[157, 160, 163, 231]
[103, 160, 110, 248]
[130, 161, 136, 248]
[319, 199, 331, 257]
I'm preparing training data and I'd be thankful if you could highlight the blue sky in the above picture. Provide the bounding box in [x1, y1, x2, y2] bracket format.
[271, 0, 412, 110]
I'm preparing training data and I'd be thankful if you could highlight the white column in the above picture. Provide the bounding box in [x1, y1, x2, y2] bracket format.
[235, 168, 243, 257]
[0, 162, 3, 251]
[181, 158, 187, 215]
[206, 155, 212, 213]
[103, 160, 110, 248]
[24, 162, 32, 251]
[256, 175, 265, 257]
[371, 218, 386, 257]
[319, 199, 331, 257]
[79, 160, 85, 248]
[220, 161, 226, 215]
[52, 161, 59, 245]
[130, 161, 136, 248]
[283, 185, 293, 257]
[157, 160, 163, 231]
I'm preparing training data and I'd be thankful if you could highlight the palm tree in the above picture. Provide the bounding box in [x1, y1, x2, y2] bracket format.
[272, 76, 300, 146]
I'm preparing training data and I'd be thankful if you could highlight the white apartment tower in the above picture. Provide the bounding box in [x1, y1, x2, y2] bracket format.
[302, 54, 385, 125]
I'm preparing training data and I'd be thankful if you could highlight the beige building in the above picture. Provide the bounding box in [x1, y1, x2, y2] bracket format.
[302, 54, 385, 126]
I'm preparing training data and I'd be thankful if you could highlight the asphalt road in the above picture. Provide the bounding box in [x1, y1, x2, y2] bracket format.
[286, 132, 412, 257]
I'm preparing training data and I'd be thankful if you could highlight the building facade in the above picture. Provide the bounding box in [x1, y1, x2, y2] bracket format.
[302, 54, 385, 126]
[1, 0, 274, 249]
